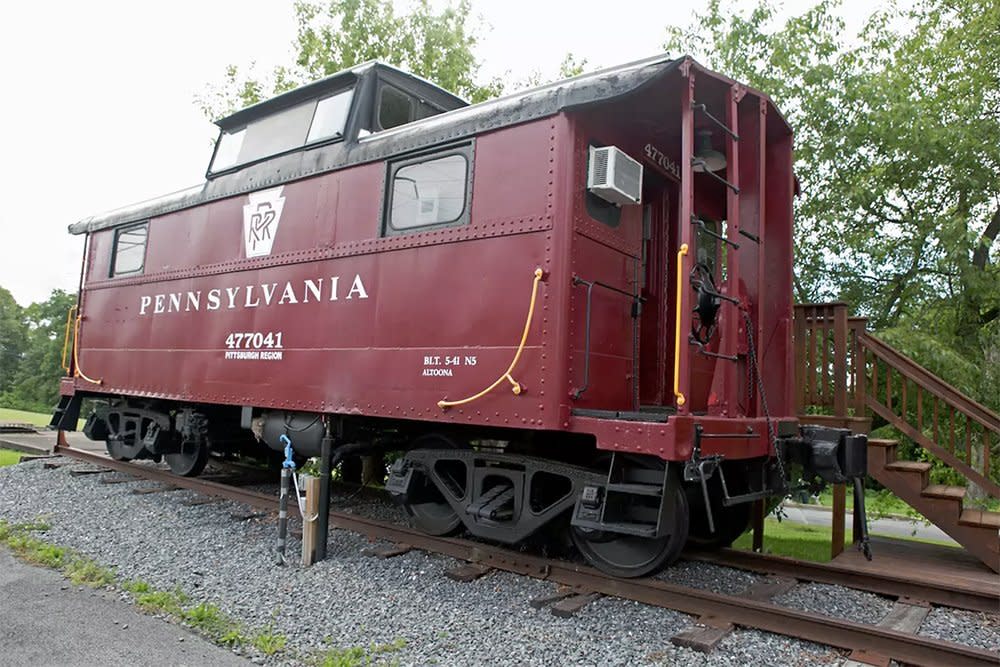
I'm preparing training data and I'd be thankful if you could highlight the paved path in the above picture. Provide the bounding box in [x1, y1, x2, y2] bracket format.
[780, 503, 957, 544]
[0, 549, 247, 667]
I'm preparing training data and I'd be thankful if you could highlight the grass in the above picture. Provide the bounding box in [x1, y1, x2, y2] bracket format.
[252, 626, 288, 656]
[0, 450, 24, 467]
[0, 406, 85, 430]
[0, 517, 284, 659]
[732, 518, 848, 562]
[0, 407, 53, 427]
[314, 639, 408, 667]
[0, 518, 114, 583]
[730, 515, 960, 562]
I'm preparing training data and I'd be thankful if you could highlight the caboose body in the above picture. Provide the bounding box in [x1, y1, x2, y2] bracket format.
[55, 55, 865, 576]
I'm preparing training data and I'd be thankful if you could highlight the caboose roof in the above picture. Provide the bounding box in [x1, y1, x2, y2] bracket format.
[70, 54, 789, 235]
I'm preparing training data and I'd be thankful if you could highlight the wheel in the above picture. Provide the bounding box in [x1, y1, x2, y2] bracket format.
[165, 436, 209, 477]
[402, 434, 465, 537]
[685, 471, 752, 550]
[571, 469, 689, 578]
[106, 431, 145, 461]
[106, 438, 130, 461]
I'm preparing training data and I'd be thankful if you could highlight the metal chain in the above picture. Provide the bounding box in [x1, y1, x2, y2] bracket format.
[743, 312, 785, 487]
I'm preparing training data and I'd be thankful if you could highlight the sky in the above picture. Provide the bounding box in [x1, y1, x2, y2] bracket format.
[0, 0, 889, 306]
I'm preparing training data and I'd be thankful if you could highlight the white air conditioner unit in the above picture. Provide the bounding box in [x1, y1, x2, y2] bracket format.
[587, 146, 643, 206]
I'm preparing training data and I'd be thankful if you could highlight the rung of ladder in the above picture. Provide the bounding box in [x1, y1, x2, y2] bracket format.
[691, 102, 739, 141]
[692, 159, 740, 194]
[691, 216, 740, 249]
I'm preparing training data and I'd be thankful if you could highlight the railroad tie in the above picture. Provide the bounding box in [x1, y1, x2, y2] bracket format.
[548, 592, 602, 618]
[844, 599, 931, 667]
[69, 467, 110, 476]
[669, 616, 735, 653]
[444, 563, 493, 582]
[362, 543, 413, 559]
[130, 484, 181, 495]
[529, 587, 578, 609]
[670, 576, 798, 653]
[99, 476, 136, 485]
[181, 497, 220, 506]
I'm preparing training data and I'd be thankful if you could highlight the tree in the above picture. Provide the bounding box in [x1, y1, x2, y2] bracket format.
[666, 0, 1000, 408]
[198, 0, 503, 121]
[1, 290, 77, 413]
[0, 287, 26, 397]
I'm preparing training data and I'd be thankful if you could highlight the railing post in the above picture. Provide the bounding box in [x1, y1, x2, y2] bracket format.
[833, 305, 848, 419]
[794, 306, 806, 414]
[853, 321, 868, 417]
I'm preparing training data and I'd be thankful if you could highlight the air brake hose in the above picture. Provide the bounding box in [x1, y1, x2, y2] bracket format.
[437, 267, 544, 409]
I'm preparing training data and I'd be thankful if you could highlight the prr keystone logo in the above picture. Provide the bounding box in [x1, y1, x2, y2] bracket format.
[243, 186, 286, 258]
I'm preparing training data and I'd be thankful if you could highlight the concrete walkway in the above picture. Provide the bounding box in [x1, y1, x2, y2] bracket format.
[0, 549, 247, 667]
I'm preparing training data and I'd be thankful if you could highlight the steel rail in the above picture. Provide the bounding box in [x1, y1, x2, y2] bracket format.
[54, 445, 998, 667]
[684, 549, 999, 614]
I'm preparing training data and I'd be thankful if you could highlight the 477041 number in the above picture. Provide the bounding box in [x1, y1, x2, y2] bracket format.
[225, 332, 284, 349]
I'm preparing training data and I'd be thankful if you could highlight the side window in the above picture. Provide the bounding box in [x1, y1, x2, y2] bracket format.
[384, 145, 473, 234]
[111, 222, 149, 277]
[379, 85, 414, 130]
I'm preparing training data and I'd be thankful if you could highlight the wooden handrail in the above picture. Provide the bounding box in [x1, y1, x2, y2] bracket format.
[858, 332, 1000, 430]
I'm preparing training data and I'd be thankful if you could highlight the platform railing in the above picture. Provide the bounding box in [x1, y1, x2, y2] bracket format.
[793, 302, 1000, 557]
[859, 332, 1000, 498]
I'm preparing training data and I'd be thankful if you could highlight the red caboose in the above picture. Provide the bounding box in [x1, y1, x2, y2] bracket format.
[54, 55, 865, 576]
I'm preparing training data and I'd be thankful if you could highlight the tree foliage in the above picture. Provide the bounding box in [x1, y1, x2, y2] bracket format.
[0, 287, 27, 398]
[198, 0, 503, 120]
[667, 0, 1000, 408]
[1, 289, 77, 413]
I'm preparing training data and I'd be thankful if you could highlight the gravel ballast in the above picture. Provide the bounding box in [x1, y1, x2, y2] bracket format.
[0, 458, 990, 665]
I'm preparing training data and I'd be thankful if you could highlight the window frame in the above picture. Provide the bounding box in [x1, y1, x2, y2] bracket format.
[110, 221, 149, 278]
[382, 142, 475, 237]
[376, 83, 415, 131]
[207, 85, 355, 177]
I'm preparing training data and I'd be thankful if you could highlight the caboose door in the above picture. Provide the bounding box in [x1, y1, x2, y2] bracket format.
[638, 175, 678, 407]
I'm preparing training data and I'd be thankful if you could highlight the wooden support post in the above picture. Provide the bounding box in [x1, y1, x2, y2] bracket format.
[751, 499, 765, 552]
[302, 475, 320, 566]
[831, 483, 846, 559]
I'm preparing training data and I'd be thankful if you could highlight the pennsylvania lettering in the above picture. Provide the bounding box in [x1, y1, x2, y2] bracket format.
[139, 274, 369, 316]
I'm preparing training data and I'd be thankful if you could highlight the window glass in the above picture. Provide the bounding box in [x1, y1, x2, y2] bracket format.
[389, 154, 467, 230]
[112, 223, 148, 276]
[212, 128, 245, 171]
[209, 86, 354, 173]
[379, 86, 414, 130]
[236, 101, 314, 165]
[307, 89, 354, 143]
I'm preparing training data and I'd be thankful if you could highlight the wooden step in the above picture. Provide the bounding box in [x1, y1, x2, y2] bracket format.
[867, 438, 899, 448]
[959, 509, 1000, 530]
[884, 461, 933, 474]
[921, 485, 966, 501]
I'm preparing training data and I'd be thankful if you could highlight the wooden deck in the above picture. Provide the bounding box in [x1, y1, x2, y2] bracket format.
[833, 535, 1000, 603]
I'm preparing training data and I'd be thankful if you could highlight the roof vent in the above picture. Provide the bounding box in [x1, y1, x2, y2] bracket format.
[587, 146, 643, 206]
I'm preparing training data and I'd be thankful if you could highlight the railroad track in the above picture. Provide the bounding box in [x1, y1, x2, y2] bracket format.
[54, 444, 998, 666]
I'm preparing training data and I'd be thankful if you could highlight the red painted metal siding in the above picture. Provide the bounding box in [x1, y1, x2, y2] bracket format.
[76, 118, 569, 431]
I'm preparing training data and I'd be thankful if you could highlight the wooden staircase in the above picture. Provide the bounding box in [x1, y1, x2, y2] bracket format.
[868, 438, 999, 572]
[795, 304, 1000, 572]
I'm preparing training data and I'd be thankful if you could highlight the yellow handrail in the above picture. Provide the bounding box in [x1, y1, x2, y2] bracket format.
[73, 313, 103, 385]
[438, 267, 544, 409]
[61, 305, 77, 374]
[673, 244, 688, 407]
